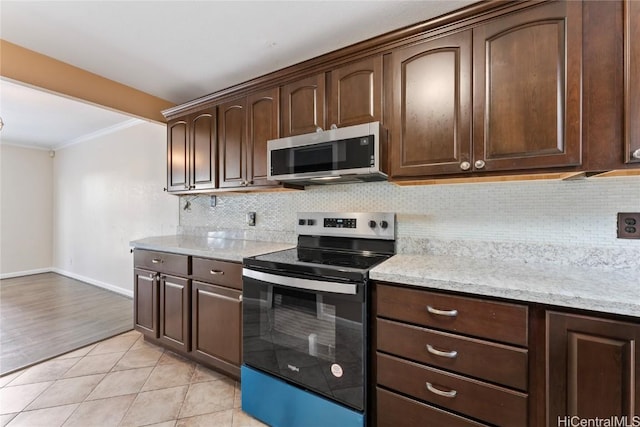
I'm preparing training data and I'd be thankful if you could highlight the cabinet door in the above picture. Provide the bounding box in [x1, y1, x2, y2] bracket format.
[190, 109, 217, 191]
[159, 274, 190, 352]
[389, 30, 472, 178]
[167, 118, 189, 192]
[473, 1, 582, 172]
[192, 281, 242, 368]
[247, 88, 279, 187]
[134, 268, 158, 337]
[218, 98, 247, 188]
[626, 0, 640, 164]
[281, 74, 325, 137]
[328, 55, 382, 128]
[547, 311, 639, 424]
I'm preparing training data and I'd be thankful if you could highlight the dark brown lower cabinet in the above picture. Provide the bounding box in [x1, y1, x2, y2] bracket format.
[547, 312, 640, 425]
[191, 281, 242, 377]
[377, 387, 486, 427]
[133, 249, 243, 379]
[133, 268, 159, 338]
[158, 274, 190, 352]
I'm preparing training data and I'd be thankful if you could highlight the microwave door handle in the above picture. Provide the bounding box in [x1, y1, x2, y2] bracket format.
[242, 268, 357, 295]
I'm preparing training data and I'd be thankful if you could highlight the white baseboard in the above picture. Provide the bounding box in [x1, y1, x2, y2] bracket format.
[51, 268, 133, 299]
[0, 267, 53, 280]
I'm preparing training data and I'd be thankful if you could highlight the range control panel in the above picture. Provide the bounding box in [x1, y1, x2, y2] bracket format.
[297, 212, 395, 240]
[324, 218, 357, 228]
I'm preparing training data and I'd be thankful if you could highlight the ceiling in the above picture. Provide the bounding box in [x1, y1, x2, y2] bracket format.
[0, 0, 474, 150]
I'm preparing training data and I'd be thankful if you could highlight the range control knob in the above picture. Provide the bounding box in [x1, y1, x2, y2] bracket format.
[369, 220, 377, 228]
[298, 219, 306, 226]
[307, 219, 316, 226]
[380, 220, 389, 229]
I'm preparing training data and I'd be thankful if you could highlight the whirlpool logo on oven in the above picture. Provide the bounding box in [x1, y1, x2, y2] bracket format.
[287, 364, 300, 373]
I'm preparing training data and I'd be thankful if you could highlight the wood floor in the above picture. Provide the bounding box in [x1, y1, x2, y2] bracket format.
[0, 273, 132, 376]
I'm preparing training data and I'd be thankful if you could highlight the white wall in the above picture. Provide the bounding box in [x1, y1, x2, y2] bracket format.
[53, 121, 178, 296]
[0, 145, 53, 276]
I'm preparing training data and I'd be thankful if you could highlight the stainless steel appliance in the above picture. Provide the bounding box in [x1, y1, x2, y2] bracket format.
[241, 212, 395, 427]
[267, 122, 388, 185]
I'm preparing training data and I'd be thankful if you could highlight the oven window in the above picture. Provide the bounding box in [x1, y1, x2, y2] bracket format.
[243, 278, 365, 410]
[272, 287, 337, 361]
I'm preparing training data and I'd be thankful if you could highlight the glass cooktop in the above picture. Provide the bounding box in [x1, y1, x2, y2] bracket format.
[244, 246, 393, 283]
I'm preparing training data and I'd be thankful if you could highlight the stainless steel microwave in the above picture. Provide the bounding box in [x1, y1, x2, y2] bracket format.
[267, 121, 387, 185]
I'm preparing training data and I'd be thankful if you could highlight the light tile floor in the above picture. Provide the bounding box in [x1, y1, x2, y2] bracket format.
[0, 330, 268, 427]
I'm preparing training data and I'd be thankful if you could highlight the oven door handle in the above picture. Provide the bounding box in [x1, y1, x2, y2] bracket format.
[242, 268, 358, 295]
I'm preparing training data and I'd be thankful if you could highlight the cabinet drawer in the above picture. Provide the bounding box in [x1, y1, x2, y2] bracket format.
[377, 387, 488, 427]
[377, 284, 528, 346]
[377, 318, 528, 390]
[377, 353, 528, 427]
[192, 257, 242, 290]
[134, 250, 189, 276]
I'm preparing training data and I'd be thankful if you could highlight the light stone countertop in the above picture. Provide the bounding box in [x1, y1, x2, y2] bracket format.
[129, 235, 295, 262]
[370, 254, 640, 318]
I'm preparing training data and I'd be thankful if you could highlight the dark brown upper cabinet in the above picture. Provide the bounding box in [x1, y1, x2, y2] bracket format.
[281, 74, 326, 137]
[328, 55, 383, 129]
[166, 108, 217, 192]
[218, 98, 246, 188]
[247, 88, 279, 186]
[626, 0, 640, 164]
[473, 1, 582, 173]
[390, 30, 472, 178]
[390, 1, 582, 179]
[547, 311, 639, 424]
[218, 87, 279, 188]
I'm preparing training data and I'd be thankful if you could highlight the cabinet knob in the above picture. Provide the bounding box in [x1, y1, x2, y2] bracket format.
[330, 124, 338, 130]
[474, 159, 486, 169]
[460, 161, 471, 171]
[184, 184, 189, 189]
[151, 258, 163, 264]
[148, 273, 155, 279]
[210, 269, 224, 275]
[163, 187, 168, 192]
[239, 295, 243, 302]
[315, 127, 324, 133]
[632, 149, 640, 160]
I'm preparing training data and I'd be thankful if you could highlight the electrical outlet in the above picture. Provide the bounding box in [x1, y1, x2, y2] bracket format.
[617, 212, 640, 239]
[247, 212, 256, 226]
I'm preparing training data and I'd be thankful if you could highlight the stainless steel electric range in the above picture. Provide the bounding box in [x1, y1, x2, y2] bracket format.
[241, 212, 396, 427]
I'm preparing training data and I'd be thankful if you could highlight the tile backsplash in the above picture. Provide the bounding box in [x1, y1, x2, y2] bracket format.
[178, 176, 640, 271]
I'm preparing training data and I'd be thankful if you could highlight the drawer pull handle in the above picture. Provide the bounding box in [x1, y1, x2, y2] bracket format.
[426, 382, 457, 398]
[426, 305, 458, 317]
[151, 258, 163, 264]
[426, 344, 458, 359]
[210, 269, 225, 275]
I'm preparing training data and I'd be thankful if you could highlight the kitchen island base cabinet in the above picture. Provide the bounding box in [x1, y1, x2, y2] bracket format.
[191, 281, 242, 378]
[547, 312, 640, 424]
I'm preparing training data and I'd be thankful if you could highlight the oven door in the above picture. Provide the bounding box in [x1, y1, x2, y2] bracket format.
[242, 268, 366, 411]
